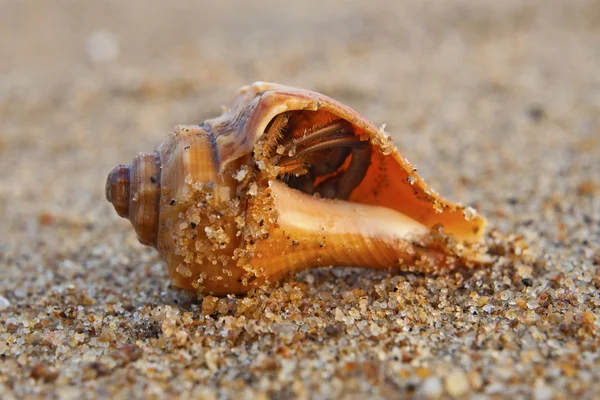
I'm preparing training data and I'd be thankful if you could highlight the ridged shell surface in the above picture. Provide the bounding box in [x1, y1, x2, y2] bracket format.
[106, 82, 487, 295]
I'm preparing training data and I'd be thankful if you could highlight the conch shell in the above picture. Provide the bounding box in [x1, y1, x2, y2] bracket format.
[106, 82, 486, 295]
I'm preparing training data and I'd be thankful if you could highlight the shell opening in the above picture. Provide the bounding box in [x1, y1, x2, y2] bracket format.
[256, 109, 485, 241]
[259, 110, 372, 201]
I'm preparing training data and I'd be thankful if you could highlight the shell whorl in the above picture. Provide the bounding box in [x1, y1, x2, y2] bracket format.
[106, 152, 161, 246]
[105, 165, 130, 218]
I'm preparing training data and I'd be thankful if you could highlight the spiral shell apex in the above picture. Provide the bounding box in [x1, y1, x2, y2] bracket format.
[106, 82, 487, 295]
[105, 152, 161, 246]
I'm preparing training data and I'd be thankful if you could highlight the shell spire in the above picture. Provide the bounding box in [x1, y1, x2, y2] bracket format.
[106, 152, 161, 246]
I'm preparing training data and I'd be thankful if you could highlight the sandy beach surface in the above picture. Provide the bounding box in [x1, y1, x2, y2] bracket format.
[0, 0, 599, 398]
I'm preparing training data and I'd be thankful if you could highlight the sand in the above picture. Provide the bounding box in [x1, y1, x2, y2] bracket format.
[0, 0, 598, 398]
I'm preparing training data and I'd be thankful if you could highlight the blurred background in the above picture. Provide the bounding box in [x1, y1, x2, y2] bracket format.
[0, 0, 599, 397]
[1, 0, 598, 231]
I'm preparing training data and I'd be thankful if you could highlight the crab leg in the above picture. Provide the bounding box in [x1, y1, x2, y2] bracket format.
[277, 134, 363, 174]
[294, 135, 363, 156]
[275, 119, 373, 199]
[282, 120, 349, 153]
[238, 113, 290, 195]
[262, 112, 289, 156]
[277, 157, 311, 176]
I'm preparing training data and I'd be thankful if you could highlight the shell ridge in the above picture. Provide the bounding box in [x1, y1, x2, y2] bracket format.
[202, 123, 221, 171]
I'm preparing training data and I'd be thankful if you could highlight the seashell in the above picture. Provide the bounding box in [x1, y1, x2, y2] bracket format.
[106, 82, 487, 295]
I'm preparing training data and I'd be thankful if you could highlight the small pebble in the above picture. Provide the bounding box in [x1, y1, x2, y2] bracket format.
[0, 296, 10, 310]
[533, 379, 554, 400]
[527, 299, 539, 310]
[420, 377, 443, 399]
[444, 370, 470, 398]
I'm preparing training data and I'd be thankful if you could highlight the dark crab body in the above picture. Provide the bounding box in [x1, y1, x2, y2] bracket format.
[106, 82, 487, 295]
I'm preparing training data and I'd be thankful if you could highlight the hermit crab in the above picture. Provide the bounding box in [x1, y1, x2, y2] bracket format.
[106, 82, 487, 295]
